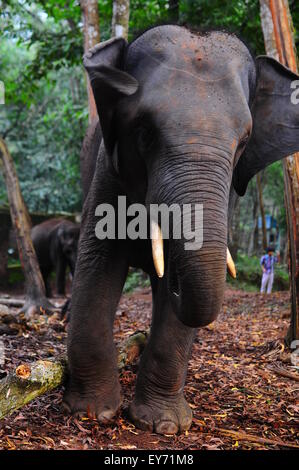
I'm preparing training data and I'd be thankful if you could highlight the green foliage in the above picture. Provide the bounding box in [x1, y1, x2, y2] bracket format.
[1, 0, 83, 77]
[180, 0, 265, 54]
[7, 263, 24, 285]
[123, 269, 150, 293]
[0, 36, 87, 212]
[290, 0, 299, 50]
[264, 161, 286, 232]
[0, 0, 298, 216]
[129, 0, 172, 37]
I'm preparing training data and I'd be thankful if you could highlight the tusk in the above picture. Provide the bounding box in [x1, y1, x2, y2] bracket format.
[151, 220, 164, 278]
[227, 248, 236, 278]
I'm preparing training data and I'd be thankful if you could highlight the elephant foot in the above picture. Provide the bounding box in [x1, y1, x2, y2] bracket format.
[62, 380, 121, 422]
[129, 394, 192, 435]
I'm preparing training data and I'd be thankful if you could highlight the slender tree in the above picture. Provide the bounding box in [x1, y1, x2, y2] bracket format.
[259, 0, 299, 342]
[230, 196, 241, 259]
[111, 0, 130, 40]
[78, 0, 101, 207]
[256, 173, 267, 250]
[0, 137, 53, 316]
[247, 180, 259, 255]
[0, 210, 9, 286]
[80, 0, 101, 123]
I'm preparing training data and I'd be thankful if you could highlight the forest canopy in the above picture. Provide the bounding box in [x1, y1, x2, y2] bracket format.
[0, 0, 298, 243]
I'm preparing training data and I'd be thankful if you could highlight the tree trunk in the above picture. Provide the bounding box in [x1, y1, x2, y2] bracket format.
[253, 181, 260, 253]
[0, 331, 148, 420]
[0, 224, 9, 286]
[0, 138, 53, 317]
[253, 207, 260, 253]
[231, 196, 240, 259]
[111, 0, 130, 40]
[259, 0, 299, 343]
[248, 183, 259, 255]
[228, 187, 240, 259]
[256, 173, 267, 251]
[283, 237, 288, 265]
[80, 0, 101, 123]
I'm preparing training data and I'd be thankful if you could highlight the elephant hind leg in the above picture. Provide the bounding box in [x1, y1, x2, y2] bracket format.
[56, 258, 67, 296]
[41, 267, 52, 298]
[63, 240, 128, 422]
[129, 276, 196, 434]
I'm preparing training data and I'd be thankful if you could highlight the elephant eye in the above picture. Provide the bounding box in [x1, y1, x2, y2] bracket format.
[137, 125, 156, 155]
[233, 134, 250, 167]
[238, 138, 248, 153]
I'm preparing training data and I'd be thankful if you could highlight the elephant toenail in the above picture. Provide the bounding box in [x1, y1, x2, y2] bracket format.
[97, 408, 115, 422]
[180, 416, 192, 431]
[155, 420, 178, 435]
[74, 410, 86, 419]
[61, 401, 71, 414]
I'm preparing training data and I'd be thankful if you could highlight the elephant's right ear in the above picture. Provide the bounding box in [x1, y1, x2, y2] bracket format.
[232, 57, 299, 196]
[57, 225, 66, 244]
[83, 37, 139, 155]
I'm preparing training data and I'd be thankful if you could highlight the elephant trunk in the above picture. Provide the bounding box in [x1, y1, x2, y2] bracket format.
[168, 233, 226, 327]
[148, 148, 232, 328]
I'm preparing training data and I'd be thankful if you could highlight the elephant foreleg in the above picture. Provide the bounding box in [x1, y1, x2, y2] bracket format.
[129, 276, 196, 434]
[63, 239, 128, 421]
[63, 173, 128, 421]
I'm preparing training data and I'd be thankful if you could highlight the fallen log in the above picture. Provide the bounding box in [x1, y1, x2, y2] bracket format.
[0, 358, 66, 420]
[215, 427, 299, 449]
[0, 298, 25, 308]
[0, 325, 19, 336]
[117, 330, 148, 368]
[0, 330, 148, 420]
[0, 304, 24, 336]
[269, 366, 299, 383]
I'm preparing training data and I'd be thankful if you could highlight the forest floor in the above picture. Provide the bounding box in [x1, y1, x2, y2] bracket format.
[0, 286, 298, 450]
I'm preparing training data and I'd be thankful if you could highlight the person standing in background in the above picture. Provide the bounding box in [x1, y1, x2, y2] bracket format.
[260, 247, 279, 294]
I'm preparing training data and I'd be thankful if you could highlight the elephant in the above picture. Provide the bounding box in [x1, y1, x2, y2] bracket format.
[80, 119, 102, 202]
[31, 218, 80, 297]
[63, 25, 299, 434]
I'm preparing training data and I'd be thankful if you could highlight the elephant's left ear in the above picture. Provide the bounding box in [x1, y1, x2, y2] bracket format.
[233, 56, 299, 196]
[83, 37, 139, 156]
[57, 225, 66, 243]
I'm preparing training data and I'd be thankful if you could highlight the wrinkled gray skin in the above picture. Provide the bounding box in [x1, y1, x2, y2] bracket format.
[63, 26, 299, 434]
[31, 218, 80, 297]
[80, 119, 102, 202]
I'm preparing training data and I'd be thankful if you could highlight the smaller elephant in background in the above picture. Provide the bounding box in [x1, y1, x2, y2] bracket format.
[31, 218, 80, 297]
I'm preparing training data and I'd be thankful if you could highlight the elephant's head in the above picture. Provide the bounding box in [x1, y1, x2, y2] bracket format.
[57, 221, 80, 274]
[84, 26, 299, 327]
